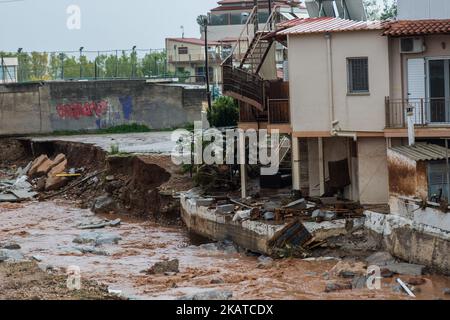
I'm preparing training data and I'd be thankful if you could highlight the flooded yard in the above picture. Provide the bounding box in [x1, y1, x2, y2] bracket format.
[1, 200, 449, 300]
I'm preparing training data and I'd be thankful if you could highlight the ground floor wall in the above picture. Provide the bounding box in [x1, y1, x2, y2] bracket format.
[294, 136, 389, 205]
[0, 80, 205, 135]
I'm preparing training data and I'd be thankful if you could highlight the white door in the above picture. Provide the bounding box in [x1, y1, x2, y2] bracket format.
[407, 58, 426, 124]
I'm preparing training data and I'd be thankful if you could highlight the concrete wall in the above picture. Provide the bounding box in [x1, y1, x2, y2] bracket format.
[358, 138, 389, 204]
[0, 80, 205, 135]
[288, 31, 390, 133]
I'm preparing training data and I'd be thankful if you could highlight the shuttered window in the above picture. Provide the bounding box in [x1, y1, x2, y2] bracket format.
[347, 57, 369, 93]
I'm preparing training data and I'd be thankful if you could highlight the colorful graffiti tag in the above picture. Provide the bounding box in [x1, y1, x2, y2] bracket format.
[56, 100, 109, 119]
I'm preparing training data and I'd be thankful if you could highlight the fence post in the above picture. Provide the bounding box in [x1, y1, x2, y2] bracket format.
[420, 98, 424, 126]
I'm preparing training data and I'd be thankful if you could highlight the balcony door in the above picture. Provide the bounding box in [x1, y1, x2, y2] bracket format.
[427, 58, 450, 123]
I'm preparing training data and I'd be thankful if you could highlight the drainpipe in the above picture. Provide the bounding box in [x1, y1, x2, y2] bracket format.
[325, 33, 357, 141]
[325, 33, 335, 130]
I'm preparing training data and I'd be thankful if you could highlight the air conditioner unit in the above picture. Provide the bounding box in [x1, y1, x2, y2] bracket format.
[400, 37, 425, 54]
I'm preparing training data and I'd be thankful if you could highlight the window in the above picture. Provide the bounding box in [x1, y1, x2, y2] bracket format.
[347, 57, 369, 94]
[178, 47, 188, 55]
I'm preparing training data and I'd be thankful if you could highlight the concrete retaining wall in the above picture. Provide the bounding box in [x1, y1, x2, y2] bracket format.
[0, 80, 205, 135]
[365, 210, 450, 274]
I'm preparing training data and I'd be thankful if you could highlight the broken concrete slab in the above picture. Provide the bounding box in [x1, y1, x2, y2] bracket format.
[330, 261, 367, 278]
[365, 251, 396, 266]
[179, 290, 233, 300]
[325, 280, 352, 293]
[91, 195, 118, 214]
[9, 189, 38, 200]
[28, 155, 49, 177]
[216, 204, 234, 214]
[312, 209, 337, 221]
[74, 246, 110, 256]
[384, 263, 425, 276]
[147, 259, 179, 274]
[196, 198, 215, 207]
[73, 232, 121, 246]
[0, 249, 26, 263]
[0, 193, 19, 202]
[283, 198, 307, 210]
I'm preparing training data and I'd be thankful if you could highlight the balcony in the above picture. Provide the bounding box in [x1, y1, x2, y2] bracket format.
[385, 97, 450, 128]
[268, 99, 290, 124]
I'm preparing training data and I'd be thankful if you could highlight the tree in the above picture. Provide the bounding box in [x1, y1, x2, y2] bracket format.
[380, 0, 397, 20]
[207, 96, 239, 128]
[364, 0, 397, 20]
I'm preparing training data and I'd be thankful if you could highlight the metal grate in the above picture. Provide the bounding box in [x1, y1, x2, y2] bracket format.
[347, 57, 369, 93]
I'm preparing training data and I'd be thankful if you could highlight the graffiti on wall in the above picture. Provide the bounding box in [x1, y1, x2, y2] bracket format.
[56, 100, 109, 119]
[119, 96, 133, 120]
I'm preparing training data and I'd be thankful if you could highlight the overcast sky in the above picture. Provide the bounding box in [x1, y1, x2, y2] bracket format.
[0, 0, 386, 53]
[0, 0, 216, 52]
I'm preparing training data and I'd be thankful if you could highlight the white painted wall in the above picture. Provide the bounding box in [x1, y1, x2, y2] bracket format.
[398, 0, 450, 20]
[288, 31, 390, 133]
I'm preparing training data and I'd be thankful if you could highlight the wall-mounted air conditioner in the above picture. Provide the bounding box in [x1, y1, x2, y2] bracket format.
[400, 37, 425, 54]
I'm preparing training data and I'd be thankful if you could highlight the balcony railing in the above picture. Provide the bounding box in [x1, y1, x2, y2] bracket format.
[386, 97, 450, 128]
[268, 98, 290, 124]
[223, 63, 264, 109]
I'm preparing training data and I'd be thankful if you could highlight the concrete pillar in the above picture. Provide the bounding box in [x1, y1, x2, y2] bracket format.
[318, 137, 325, 196]
[291, 136, 301, 192]
[239, 131, 247, 199]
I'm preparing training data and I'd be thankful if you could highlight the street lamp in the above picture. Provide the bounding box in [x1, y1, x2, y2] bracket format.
[17, 48, 23, 82]
[197, 15, 212, 111]
[132, 45, 137, 78]
[79, 46, 84, 79]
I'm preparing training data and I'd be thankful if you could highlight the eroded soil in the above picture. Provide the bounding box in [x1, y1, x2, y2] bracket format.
[1, 200, 449, 300]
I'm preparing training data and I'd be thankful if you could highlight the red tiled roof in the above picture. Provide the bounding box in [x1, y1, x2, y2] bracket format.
[277, 17, 384, 36]
[166, 38, 220, 46]
[383, 19, 450, 36]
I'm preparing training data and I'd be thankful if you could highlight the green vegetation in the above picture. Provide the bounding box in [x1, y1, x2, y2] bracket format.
[207, 96, 239, 128]
[109, 144, 120, 155]
[1, 50, 174, 82]
[364, 0, 397, 20]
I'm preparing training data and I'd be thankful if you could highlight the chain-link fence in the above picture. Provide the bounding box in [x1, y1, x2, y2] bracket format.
[0, 49, 200, 83]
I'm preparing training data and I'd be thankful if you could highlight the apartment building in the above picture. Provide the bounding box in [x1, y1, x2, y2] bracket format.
[224, 0, 450, 207]
[165, 37, 223, 85]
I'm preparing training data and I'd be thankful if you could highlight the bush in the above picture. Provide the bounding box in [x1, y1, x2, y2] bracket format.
[207, 96, 238, 128]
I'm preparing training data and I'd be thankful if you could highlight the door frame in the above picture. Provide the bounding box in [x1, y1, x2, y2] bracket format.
[425, 56, 450, 123]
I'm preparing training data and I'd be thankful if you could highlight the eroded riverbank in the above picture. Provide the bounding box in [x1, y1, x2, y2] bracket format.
[1, 200, 450, 300]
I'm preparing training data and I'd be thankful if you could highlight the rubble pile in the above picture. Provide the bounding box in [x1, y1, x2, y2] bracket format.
[0, 153, 87, 203]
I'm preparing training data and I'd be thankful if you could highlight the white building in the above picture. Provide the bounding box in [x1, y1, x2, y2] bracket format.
[0, 57, 18, 84]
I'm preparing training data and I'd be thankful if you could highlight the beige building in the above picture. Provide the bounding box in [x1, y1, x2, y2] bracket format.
[226, 16, 450, 206]
[165, 38, 223, 85]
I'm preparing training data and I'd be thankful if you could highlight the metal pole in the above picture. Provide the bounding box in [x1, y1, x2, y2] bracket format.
[115, 50, 118, 78]
[204, 21, 212, 111]
[1, 54, 5, 83]
[446, 138, 450, 202]
[60, 53, 65, 79]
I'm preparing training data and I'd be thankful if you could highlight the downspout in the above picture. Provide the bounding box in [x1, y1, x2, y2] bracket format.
[325, 33, 357, 141]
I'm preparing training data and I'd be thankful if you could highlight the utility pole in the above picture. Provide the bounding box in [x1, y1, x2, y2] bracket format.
[60, 53, 65, 80]
[79, 47, 84, 79]
[17, 48, 23, 82]
[198, 15, 212, 111]
[0, 53, 5, 83]
[132, 46, 137, 79]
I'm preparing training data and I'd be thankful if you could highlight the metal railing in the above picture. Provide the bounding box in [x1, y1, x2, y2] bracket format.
[0, 49, 171, 83]
[268, 98, 290, 124]
[386, 97, 450, 128]
[223, 60, 265, 108]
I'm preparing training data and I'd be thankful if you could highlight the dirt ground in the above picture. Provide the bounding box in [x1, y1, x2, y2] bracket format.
[1, 200, 449, 300]
[0, 261, 120, 300]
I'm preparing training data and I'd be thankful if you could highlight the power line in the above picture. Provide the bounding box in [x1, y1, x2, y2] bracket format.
[0, 0, 25, 4]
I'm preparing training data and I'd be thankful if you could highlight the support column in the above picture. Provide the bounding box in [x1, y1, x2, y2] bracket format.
[239, 131, 247, 199]
[318, 137, 325, 196]
[291, 136, 301, 192]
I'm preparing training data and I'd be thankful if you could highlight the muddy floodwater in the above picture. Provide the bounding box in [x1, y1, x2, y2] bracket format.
[1, 200, 449, 300]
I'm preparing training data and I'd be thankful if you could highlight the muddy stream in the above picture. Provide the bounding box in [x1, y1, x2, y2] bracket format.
[1, 200, 449, 300]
